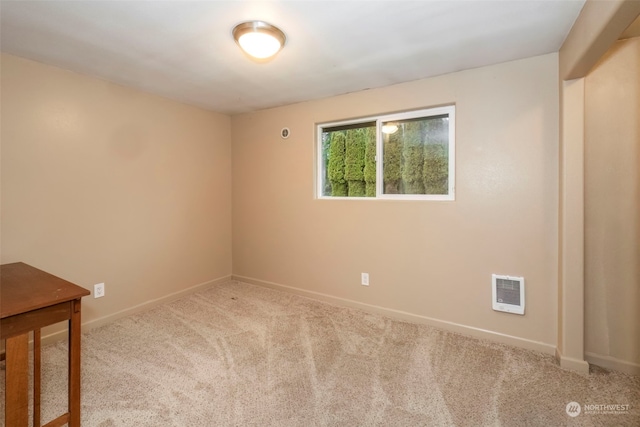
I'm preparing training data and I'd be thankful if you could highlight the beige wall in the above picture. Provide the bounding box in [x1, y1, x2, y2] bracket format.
[556, 0, 640, 374]
[584, 37, 640, 370]
[232, 53, 560, 349]
[0, 54, 232, 334]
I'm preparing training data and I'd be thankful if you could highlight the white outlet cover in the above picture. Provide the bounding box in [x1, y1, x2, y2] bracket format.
[361, 273, 369, 286]
[94, 283, 105, 298]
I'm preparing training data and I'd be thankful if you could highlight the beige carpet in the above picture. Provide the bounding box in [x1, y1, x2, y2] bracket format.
[1, 280, 639, 426]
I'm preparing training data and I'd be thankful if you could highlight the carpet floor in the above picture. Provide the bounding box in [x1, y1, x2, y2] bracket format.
[1, 281, 638, 426]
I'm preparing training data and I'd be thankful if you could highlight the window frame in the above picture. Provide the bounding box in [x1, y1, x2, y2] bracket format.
[316, 105, 456, 201]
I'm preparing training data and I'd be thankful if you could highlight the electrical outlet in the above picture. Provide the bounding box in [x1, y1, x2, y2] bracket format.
[361, 273, 369, 286]
[94, 283, 105, 298]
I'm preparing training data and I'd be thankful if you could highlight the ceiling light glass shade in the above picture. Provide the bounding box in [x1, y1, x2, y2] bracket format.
[233, 21, 286, 60]
[382, 124, 399, 134]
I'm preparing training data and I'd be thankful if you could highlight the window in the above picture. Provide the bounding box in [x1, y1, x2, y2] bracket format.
[317, 105, 455, 200]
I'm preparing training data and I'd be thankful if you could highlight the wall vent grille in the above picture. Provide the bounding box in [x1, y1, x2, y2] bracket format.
[492, 274, 525, 315]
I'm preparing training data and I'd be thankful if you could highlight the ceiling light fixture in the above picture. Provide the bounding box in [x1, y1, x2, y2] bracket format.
[382, 124, 399, 134]
[233, 21, 286, 60]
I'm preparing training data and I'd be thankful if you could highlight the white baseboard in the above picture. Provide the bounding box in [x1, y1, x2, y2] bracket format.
[585, 352, 640, 375]
[40, 274, 232, 346]
[232, 274, 556, 356]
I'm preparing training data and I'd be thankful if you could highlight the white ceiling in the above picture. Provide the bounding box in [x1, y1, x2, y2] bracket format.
[0, 0, 586, 115]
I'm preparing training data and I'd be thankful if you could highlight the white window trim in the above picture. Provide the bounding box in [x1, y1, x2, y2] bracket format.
[316, 105, 455, 201]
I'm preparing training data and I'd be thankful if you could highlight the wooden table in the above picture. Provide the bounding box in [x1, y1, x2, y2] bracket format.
[1, 262, 90, 427]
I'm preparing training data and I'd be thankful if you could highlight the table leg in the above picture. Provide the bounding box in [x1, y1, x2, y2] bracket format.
[68, 299, 82, 427]
[5, 333, 29, 427]
[34, 328, 42, 427]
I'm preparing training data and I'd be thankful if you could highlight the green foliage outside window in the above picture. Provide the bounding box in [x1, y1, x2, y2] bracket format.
[383, 131, 402, 194]
[323, 126, 375, 197]
[423, 144, 448, 194]
[321, 133, 332, 195]
[363, 127, 376, 197]
[401, 121, 425, 194]
[344, 129, 366, 197]
[328, 132, 347, 196]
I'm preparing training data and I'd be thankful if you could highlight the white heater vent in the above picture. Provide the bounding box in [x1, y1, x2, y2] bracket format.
[492, 274, 525, 315]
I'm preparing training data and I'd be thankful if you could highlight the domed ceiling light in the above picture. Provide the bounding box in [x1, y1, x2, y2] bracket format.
[233, 21, 286, 60]
[382, 124, 399, 134]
